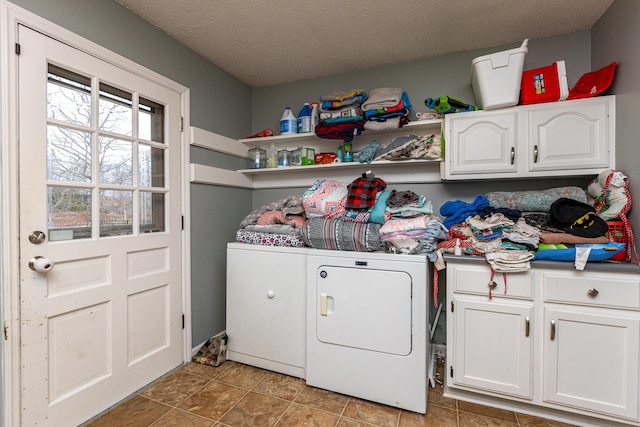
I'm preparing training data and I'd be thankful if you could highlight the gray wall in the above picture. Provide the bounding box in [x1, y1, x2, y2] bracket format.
[7, 0, 254, 346]
[591, 0, 640, 238]
[4, 0, 638, 360]
[252, 32, 591, 133]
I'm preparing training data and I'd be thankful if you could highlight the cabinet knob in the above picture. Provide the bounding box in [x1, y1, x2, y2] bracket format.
[587, 288, 599, 298]
[488, 281, 497, 290]
[267, 290, 275, 299]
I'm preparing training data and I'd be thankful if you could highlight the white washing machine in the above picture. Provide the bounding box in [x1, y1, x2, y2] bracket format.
[306, 249, 429, 413]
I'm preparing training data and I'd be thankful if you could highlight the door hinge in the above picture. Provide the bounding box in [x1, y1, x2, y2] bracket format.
[181, 215, 184, 230]
[3, 323, 8, 341]
[450, 366, 454, 378]
[182, 314, 185, 329]
[15, 43, 20, 55]
[180, 117, 184, 132]
[450, 301, 454, 312]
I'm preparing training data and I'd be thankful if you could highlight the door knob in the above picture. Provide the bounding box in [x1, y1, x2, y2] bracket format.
[28, 256, 54, 273]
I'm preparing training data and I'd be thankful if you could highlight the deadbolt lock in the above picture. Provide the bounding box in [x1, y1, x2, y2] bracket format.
[28, 231, 46, 245]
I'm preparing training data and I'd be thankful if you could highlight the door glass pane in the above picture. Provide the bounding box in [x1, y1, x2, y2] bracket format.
[47, 187, 92, 241]
[47, 125, 92, 183]
[138, 144, 165, 188]
[99, 137, 133, 185]
[139, 97, 164, 143]
[140, 191, 165, 233]
[100, 190, 133, 237]
[99, 83, 132, 136]
[47, 64, 91, 127]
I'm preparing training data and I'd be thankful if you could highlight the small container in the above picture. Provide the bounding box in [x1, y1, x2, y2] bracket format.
[266, 143, 278, 168]
[301, 147, 315, 165]
[247, 146, 266, 169]
[471, 39, 528, 110]
[342, 141, 353, 162]
[277, 149, 291, 167]
[291, 147, 302, 166]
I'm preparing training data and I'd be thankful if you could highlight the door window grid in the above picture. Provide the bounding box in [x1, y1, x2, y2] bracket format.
[46, 64, 166, 240]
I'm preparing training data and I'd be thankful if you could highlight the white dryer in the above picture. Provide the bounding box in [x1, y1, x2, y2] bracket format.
[306, 249, 429, 413]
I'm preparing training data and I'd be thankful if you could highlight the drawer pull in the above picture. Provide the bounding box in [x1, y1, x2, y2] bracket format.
[550, 320, 556, 341]
[525, 317, 530, 337]
[510, 147, 515, 165]
[533, 145, 539, 163]
[587, 288, 599, 298]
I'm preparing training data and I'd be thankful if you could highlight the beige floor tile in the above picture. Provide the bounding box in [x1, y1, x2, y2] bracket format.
[151, 408, 215, 426]
[215, 362, 269, 389]
[142, 370, 211, 406]
[341, 398, 400, 427]
[181, 361, 232, 379]
[218, 391, 291, 426]
[253, 371, 306, 401]
[336, 418, 375, 427]
[458, 410, 519, 427]
[179, 380, 248, 421]
[275, 403, 340, 426]
[516, 412, 580, 427]
[457, 401, 518, 423]
[294, 386, 350, 415]
[399, 404, 458, 426]
[86, 395, 171, 427]
[427, 384, 457, 410]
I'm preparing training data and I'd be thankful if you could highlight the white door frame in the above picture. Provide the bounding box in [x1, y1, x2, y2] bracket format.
[0, 3, 192, 426]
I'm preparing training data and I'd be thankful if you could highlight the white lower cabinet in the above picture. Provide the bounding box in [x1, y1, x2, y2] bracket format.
[226, 243, 307, 378]
[447, 260, 640, 426]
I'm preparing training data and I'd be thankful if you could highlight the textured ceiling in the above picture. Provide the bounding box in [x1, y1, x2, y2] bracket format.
[115, 0, 614, 88]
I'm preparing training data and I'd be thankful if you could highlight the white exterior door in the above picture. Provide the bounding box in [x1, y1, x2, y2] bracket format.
[18, 25, 183, 426]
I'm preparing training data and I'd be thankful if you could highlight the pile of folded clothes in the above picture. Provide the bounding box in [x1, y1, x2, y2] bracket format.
[316, 89, 367, 141]
[362, 87, 412, 131]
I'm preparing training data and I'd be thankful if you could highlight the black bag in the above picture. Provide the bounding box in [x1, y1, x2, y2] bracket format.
[549, 198, 608, 238]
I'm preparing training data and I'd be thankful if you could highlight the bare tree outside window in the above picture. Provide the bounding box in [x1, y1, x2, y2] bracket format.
[46, 65, 166, 240]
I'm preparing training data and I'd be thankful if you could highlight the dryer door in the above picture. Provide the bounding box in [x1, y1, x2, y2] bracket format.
[315, 265, 412, 356]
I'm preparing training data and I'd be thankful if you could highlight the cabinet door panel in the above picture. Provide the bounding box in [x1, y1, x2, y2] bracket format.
[543, 308, 639, 420]
[528, 100, 611, 172]
[226, 247, 306, 370]
[452, 298, 532, 399]
[446, 112, 518, 176]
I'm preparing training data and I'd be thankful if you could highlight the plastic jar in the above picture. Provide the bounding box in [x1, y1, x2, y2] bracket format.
[277, 149, 291, 167]
[247, 146, 266, 169]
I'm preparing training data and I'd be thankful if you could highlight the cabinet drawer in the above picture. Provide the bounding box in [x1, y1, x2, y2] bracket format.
[448, 262, 534, 300]
[542, 271, 640, 310]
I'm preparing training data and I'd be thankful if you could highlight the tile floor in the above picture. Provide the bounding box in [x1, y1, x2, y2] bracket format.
[83, 358, 578, 427]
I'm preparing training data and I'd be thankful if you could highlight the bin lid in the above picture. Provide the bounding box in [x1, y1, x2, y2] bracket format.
[568, 62, 617, 100]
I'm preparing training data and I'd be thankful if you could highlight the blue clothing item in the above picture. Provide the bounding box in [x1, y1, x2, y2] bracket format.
[369, 190, 391, 224]
[440, 194, 490, 228]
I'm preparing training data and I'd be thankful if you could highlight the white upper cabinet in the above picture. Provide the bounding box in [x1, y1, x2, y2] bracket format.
[442, 96, 615, 180]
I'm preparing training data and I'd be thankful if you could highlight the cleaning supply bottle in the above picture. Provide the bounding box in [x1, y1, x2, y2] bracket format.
[266, 143, 277, 168]
[280, 107, 297, 135]
[297, 103, 312, 133]
[342, 141, 353, 162]
[310, 102, 320, 132]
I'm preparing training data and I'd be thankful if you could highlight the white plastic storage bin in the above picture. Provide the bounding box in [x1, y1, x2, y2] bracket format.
[471, 39, 528, 110]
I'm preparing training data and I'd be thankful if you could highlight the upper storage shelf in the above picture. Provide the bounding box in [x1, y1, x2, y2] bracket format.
[237, 119, 444, 183]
